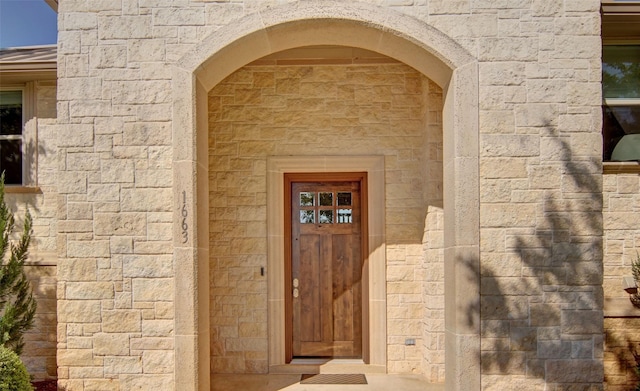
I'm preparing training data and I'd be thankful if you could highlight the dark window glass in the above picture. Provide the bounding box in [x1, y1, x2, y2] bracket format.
[337, 192, 351, 206]
[0, 91, 23, 183]
[0, 140, 22, 184]
[0, 91, 22, 136]
[319, 192, 333, 206]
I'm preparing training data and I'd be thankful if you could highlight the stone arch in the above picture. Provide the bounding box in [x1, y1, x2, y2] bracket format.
[172, 2, 479, 390]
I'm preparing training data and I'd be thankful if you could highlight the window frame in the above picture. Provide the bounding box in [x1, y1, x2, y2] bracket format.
[601, 2, 640, 173]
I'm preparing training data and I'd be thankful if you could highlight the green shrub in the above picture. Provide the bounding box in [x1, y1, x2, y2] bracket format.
[0, 344, 33, 391]
[0, 173, 36, 355]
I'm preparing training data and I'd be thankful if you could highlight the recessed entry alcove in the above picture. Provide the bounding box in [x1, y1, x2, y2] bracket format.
[172, 3, 479, 390]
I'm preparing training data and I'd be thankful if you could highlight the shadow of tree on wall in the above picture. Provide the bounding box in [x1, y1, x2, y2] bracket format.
[461, 125, 606, 388]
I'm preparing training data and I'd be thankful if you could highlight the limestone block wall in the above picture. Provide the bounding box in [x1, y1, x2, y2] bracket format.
[602, 173, 640, 390]
[56, 2, 175, 389]
[208, 63, 442, 374]
[433, 0, 603, 389]
[420, 78, 445, 381]
[422, 206, 444, 383]
[8, 81, 59, 380]
[603, 173, 640, 301]
[53, 0, 606, 389]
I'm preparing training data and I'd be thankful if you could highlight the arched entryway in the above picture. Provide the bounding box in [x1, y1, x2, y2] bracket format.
[172, 2, 479, 390]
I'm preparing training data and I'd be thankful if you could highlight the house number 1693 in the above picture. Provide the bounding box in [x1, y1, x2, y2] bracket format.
[181, 191, 188, 244]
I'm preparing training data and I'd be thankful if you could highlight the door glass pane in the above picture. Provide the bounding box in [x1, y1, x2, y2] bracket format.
[319, 192, 333, 206]
[337, 192, 351, 206]
[300, 192, 314, 206]
[300, 210, 314, 224]
[0, 140, 22, 185]
[319, 210, 333, 224]
[338, 209, 352, 224]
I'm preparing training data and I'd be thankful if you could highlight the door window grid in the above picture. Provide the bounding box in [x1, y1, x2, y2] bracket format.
[298, 191, 352, 224]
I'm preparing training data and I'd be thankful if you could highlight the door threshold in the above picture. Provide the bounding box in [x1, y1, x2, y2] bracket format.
[269, 359, 386, 374]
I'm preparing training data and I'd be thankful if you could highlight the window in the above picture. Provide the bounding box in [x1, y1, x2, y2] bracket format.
[0, 90, 24, 184]
[601, 1, 640, 163]
[603, 45, 640, 161]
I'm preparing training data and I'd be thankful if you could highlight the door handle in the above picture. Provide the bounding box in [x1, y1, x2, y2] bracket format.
[293, 278, 299, 298]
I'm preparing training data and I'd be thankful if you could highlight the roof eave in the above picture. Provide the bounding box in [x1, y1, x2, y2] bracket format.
[44, 0, 58, 13]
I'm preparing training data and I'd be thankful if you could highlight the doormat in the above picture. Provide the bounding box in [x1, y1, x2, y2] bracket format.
[300, 374, 367, 384]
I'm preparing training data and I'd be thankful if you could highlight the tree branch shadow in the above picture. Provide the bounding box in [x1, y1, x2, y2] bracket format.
[462, 122, 606, 387]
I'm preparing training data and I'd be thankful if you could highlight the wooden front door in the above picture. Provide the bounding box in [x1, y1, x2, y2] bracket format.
[286, 174, 364, 359]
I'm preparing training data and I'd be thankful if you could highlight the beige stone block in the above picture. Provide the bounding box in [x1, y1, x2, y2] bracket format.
[141, 319, 174, 337]
[57, 171, 88, 194]
[104, 356, 142, 375]
[90, 45, 127, 69]
[123, 255, 172, 278]
[67, 240, 110, 258]
[58, 78, 102, 101]
[112, 80, 171, 105]
[66, 282, 114, 300]
[143, 350, 174, 374]
[480, 203, 536, 228]
[616, 176, 640, 194]
[58, 300, 101, 323]
[100, 159, 135, 183]
[83, 379, 121, 391]
[130, 337, 173, 351]
[123, 122, 171, 146]
[102, 310, 141, 333]
[95, 213, 146, 236]
[97, 16, 152, 40]
[58, 258, 97, 281]
[479, 37, 538, 61]
[604, 213, 639, 231]
[132, 278, 173, 302]
[481, 134, 539, 157]
[554, 35, 601, 60]
[530, 165, 562, 189]
[94, 333, 130, 356]
[546, 359, 603, 383]
[128, 39, 166, 62]
[58, 349, 102, 367]
[68, 366, 104, 379]
[119, 375, 173, 390]
[87, 184, 120, 202]
[480, 158, 527, 179]
[121, 188, 172, 212]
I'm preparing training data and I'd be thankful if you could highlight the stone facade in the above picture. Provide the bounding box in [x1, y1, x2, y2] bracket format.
[602, 173, 640, 390]
[208, 62, 443, 375]
[7, 0, 627, 390]
[5, 80, 59, 380]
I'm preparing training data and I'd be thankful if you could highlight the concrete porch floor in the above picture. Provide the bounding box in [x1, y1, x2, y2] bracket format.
[211, 374, 445, 391]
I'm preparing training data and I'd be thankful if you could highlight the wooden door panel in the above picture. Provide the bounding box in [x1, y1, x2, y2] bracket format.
[332, 234, 354, 342]
[298, 234, 320, 343]
[290, 179, 362, 358]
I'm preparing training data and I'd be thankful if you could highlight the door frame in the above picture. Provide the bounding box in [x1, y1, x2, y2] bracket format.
[266, 156, 386, 372]
[284, 172, 369, 362]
